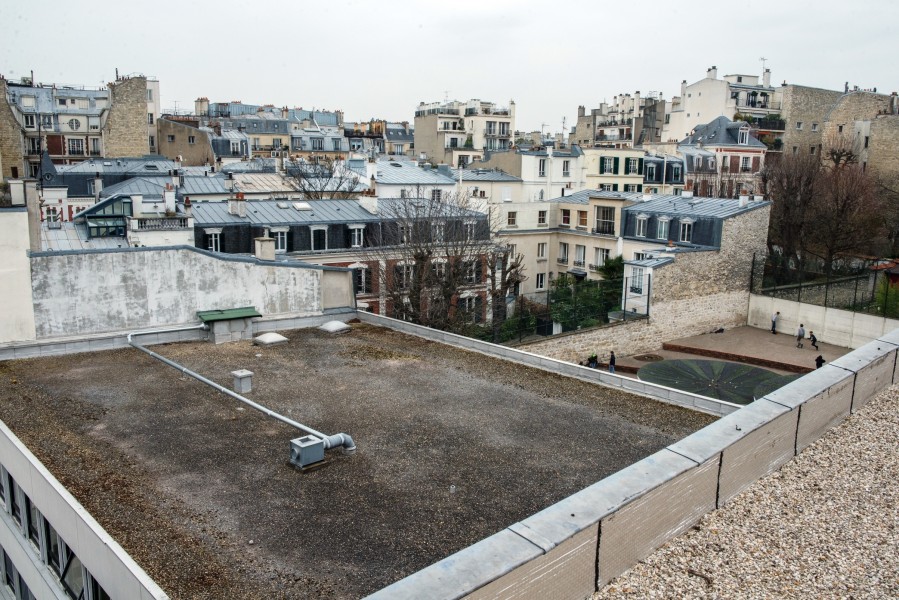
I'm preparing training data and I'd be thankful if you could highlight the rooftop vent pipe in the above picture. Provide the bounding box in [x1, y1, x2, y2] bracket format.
[127, 325, 355, 467]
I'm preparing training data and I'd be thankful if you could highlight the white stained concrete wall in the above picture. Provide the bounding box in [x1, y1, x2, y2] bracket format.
[29, 247, 328, 338]
[0, 210, 37, 343]
[748, 294, 899, 349]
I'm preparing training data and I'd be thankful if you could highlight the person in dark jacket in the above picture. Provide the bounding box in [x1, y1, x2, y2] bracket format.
[815, 355, 825, 369]
[608, 351, 616, 373]
[809, 331, 819, 350]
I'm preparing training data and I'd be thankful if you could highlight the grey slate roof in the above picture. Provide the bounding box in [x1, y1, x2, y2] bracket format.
[373, 160, 455, 186]
[57, 158, 181, 175]
[7, 83, 109, 116]
[99, 176, 233, 198]
[625, 256, 675, 268]
[621, 193, 770, 220]
[679, 116, 766, 149]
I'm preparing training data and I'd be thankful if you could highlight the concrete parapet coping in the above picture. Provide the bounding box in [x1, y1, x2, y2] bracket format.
[763, 365, 853, 409]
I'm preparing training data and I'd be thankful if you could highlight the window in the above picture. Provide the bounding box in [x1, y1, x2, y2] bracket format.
[601, 157, 615, 174]
[537, 210, 547, 226]
[578, 210, 588, 227]
[24, 115, 34, 128]
[646, 164, 656, 179]
[58, 98, 67, 107]
[147, 89, 153, 101]
[671, 164, 682, 180]
[6, 474, 20, 525]
[811, 123, 818, 132]
[562, 160, 570, 176]
[680, 220, 693, 242]
[25, 497, 40, 546]
[741, 156, 751, 171]
[595, 206, 615, 235]
[558, 242, 569, 263]
[167, 134, 175, 143]
[634, 252, 647, 261]
[432, 222, 444, 243]
[459, 296, 482, 323]
[636, 217, 647, 237]
[28, 163, 39, 177]
[693, 156, 702, 169]
[535, 273, 546, 290]
[67, 118, 81, 131]
[396, 264, 414, 289]
[149, 135, 155, 149]
[538, 158, 546, 177]
[630, 267, 644, 294]
[147, 113, 154, 125]
[431, 189, 442, 202]
[272, 138, 282, 149]
[312, 138, 324, 150]
[464, 221, 476, 240]
[628, 158, 639, 173]
[399, 225, 409, 245]
[561, 209, 571, 225]
[574, 244, 586, 267]
[864, 136, 869, 149]
[350, 227, 364, 248]
[838, 125, 844, 133]
[273, 230, 287, 253]
[796, 122, 803, 130]
[507, 211, 517, 226]
[738, 128, 749, 144]
[355, 267, 372, 294]
[599, 184, 613, 191]
[594, 247, 610, 266]
[207, 232, 221, 252]
[537, 242, 547, 259]
[624, 184, 639, 192]
[657, 218, 670, 240]
[464, 260, 481, 284]
[28, 138, 41, 154]
[188, 135, 196, 145]
[810, 146, 816, 155]
[311, 227, 327, 250]
[67, 139, 84, 156]
[792, 146, 798, 155]
[333, 138, 342, 151]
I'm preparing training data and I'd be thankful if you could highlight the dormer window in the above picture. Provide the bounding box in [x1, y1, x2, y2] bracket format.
[693, 156, 701, 169]
[707, 157, 715, 169]
[738, 127, 749, 145]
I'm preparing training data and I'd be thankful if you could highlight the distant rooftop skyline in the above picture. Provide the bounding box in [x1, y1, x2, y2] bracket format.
[4, 0, 897, 133]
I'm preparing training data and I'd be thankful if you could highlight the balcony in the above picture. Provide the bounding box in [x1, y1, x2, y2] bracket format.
[593, 223, 615, 235]
[135, 217, 190, 230]
[557, 257, 569, 265]
[573, 259, 585, 268]
[588, 264, 602, 272]
[754, 119, 786, 132]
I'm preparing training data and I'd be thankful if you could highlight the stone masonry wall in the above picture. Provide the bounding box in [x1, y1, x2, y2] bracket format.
[519, 204, 771, 363]
[157, 119, 215, 166]
[779, 85, 843, 156]
[867, 116, 899, 180]
[0, 78, 25, 179]
[103, 76, 148, 158]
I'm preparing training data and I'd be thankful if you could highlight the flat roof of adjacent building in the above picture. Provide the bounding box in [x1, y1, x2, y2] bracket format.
[0, 323, 713, 599]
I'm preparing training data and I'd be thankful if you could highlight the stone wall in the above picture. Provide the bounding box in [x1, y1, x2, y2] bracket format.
[0, 78, 25, 179]
[868, 115, 899, 179]
[103, 76, 148, 158]
[779, 85, 843, 156]
[519, 204, 770, 362]
[157, 118, 215, 166]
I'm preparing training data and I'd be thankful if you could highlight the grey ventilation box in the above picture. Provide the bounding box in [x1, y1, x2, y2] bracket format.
[290, 436, 325, 467]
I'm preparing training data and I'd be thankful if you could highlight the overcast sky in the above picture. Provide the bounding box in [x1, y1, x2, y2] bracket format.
[3, 0, 897, 132]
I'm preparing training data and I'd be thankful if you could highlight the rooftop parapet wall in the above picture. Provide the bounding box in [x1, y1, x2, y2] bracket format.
[29, 246, 348, 339]
[365, 329, 899, 600]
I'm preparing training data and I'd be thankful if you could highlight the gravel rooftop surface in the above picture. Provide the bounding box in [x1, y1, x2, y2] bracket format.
[0, 323, 714, 599]
[594, 383, 899, 600]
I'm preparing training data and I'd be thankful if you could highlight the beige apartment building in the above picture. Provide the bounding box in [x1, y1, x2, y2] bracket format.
[414, 99, 515, 166]
[573, 92, 666, 149]
[582, 147, 646, 193]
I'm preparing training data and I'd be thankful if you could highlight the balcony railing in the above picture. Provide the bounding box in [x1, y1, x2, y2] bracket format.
[135, 217, 190, 230]
[754, 119, 786, 131]
[593, 223, 615, 235]
[557, 257, 569, 265]
[588, 264, 602, 272]
[573, 259, 585, 268]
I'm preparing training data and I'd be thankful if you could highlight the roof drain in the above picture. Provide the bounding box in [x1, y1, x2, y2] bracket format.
[127, 326, 356, 468]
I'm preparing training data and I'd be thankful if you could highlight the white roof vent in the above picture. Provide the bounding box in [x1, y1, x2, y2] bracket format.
[318, 320, 351, 334]
[293, 202, 312, 211]
[277, 202, 289, 209]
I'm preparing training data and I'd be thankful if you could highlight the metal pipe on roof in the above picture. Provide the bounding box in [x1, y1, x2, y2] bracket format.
[126, 326, 356, 455]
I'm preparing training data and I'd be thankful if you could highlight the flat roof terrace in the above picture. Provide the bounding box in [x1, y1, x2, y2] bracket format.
[0, 324, 714, 599]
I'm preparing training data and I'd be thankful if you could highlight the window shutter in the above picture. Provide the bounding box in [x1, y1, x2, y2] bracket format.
[752, 156, 760, 172]
[613, 157, 620, 174]
[475, 259, 483, 283]
[624, 159, 631, 174]
[638, 158, 644, 175]
[637, 184, 643, 192]
[599, 159, 605, 174]
[612, 184, 619, 192]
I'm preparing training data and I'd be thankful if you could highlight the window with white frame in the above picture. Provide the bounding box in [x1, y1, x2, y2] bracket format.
[396, 263, 414, 289]
[24, 115, 35, 128]
[507, 211, 517, 226]
[561, 209, 571, 225]
[741, 156, 751, 171]
[350, 226, 364, 248]
[599, 184, 613, 191]
[624, 184, 639, 192]
[595, 206, 615, 235]
[537, 210, 547, 226]
[312, 138, 324, 150]
[636, 217, 648, 237]
[536, 273, 546, 290]
[311, 226, 328, 250]
[272, 228, 288, 253]
[562, 160, 570, 176]
[464, 260, 480, 284]
[630, 266, 644, 293]
[28, 138, 41, 154]
[594, 247, 610, 266]
[657, 218, 670, 240]
[634, 252, 647, 261]
[574, 244, 586, 266]
[796, 122, 803, 130]
[628, 158, 639, 173]
[205, 229, 222, 252]
[355, 267, 372, 294]
[464, 221, 476, 240]
[646, 163, 656, 179]
[459, 295, 482, 323]
[148, 113, 154, 125]
[431, 189, 442, 202]
[578, 210, 588, 227]
[537, 242, 547, 259]
[602, 157, 615, 173]
[538, 158, 546, 177]
[680, 220, 693, 242]
[432, 222, 444, 242]
[333, 138, 342, 151]
[738, 128, 749, 144]
[188, 135, 196, 144]
[558, 242, 569, 263]
[671, 164, 682, 179]
[693, 156, 701, 169]
[67, 139, 84, 155]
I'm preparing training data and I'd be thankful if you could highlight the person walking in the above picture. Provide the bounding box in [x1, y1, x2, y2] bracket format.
[608, 351, 616, 374]
[796, 324, 806, 348]
[771, 311, 780, 334]
[809, 331, 819, 351]
[815, 355, 825, 369]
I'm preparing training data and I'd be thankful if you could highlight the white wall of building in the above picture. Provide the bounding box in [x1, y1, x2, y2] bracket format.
[0, 210, 36, 343]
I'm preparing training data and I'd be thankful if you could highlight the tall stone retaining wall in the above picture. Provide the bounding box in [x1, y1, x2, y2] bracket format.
[0, 77, 25, 179]
[103, 76, 148, 158]
[365, 327, 899, 600]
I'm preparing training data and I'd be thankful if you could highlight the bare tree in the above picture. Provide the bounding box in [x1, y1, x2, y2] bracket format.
[362, 191, 524, 333]
[285, 156, 365, 199]
[761, 152, 821, 268]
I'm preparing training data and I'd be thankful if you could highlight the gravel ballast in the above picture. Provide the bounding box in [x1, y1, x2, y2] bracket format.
[595, 384, 899, 599]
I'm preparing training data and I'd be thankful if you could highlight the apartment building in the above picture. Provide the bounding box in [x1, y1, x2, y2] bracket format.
[678, 116, 767, 197]
[0, 74, 151, 179]
[471, 144, 586, 202]
[573, 92, 666, 148]
[582, 147, 646, 193]
[414, 99, 515, 166]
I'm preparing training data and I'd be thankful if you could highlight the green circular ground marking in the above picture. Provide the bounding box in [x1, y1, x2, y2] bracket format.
[637, 359, 787, 405]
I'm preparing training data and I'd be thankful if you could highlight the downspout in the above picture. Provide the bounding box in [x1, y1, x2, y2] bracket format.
[126, 326, 356, 453]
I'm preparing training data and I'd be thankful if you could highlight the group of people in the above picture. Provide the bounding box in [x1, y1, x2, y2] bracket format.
[772, 311, 826, 369]
[584, 351, 616, 373]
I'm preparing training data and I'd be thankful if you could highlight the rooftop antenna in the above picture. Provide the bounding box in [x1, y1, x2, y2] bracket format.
[443, 90, 449, 103]
[760, 56, 768, 74]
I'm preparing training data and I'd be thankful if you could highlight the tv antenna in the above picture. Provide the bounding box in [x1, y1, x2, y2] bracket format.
[760, 57, 768, 72]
